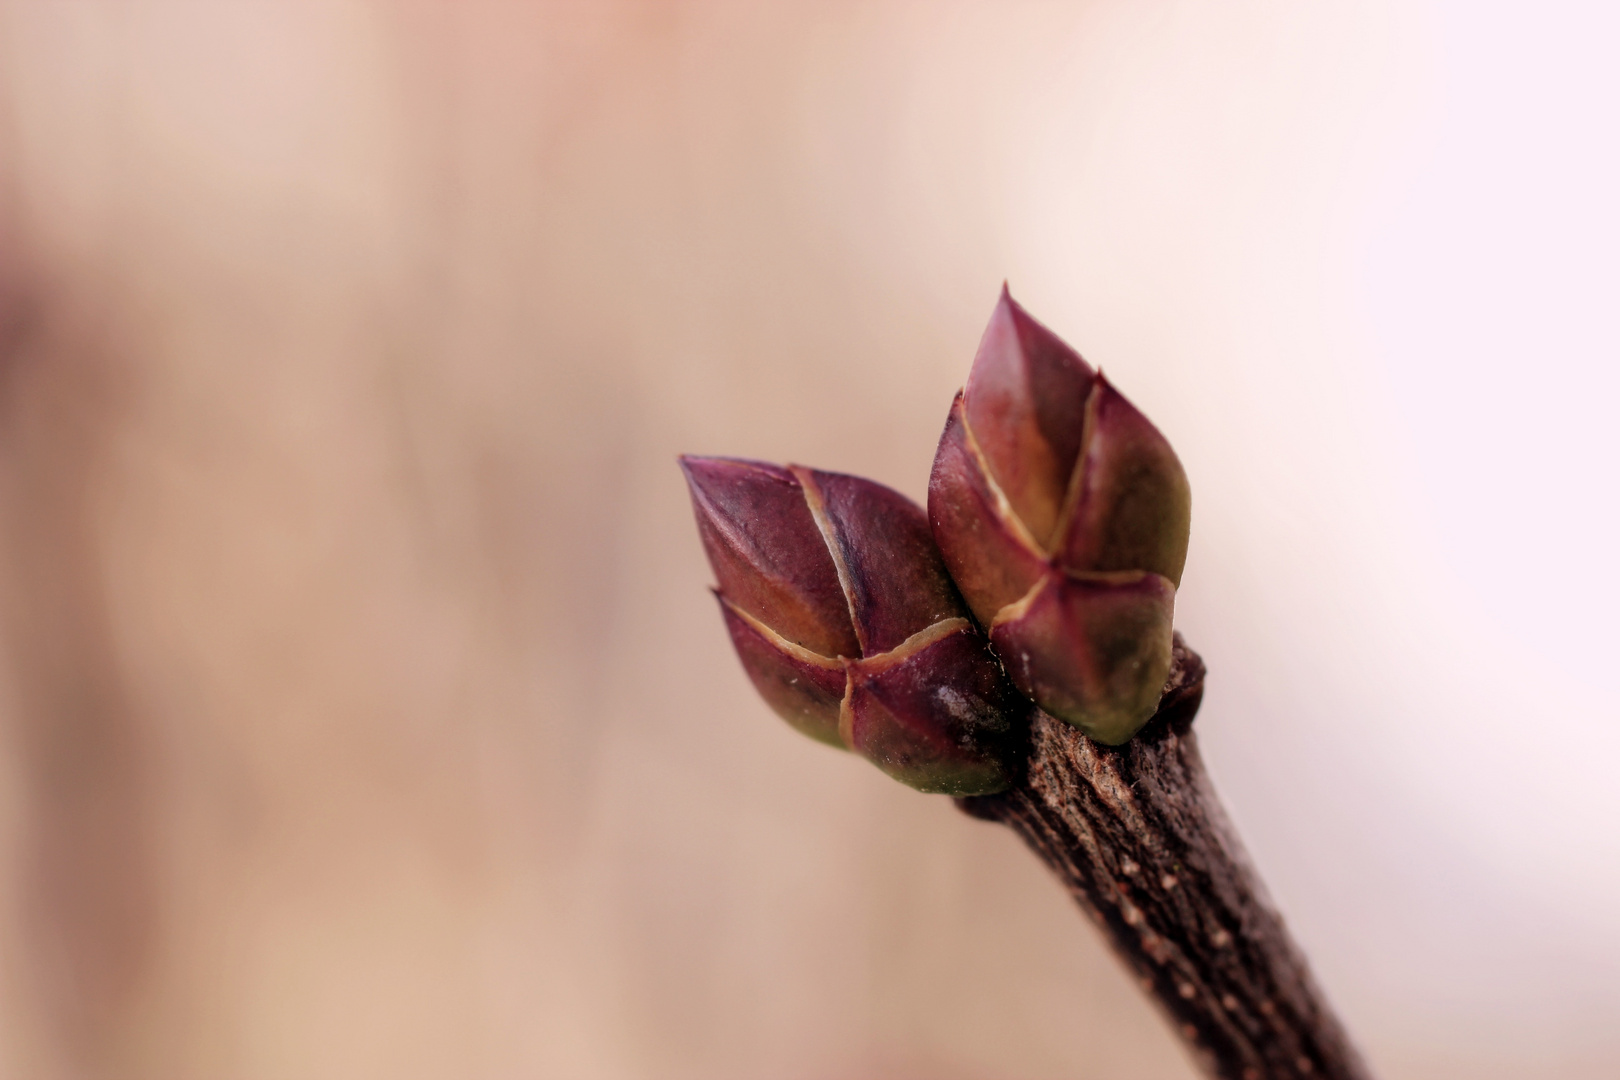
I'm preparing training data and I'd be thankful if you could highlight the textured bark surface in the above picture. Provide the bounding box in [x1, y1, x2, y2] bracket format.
[959, 636, 1373, 1080]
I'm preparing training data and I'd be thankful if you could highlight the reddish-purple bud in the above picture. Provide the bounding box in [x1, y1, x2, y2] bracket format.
[928, 289, 1191, 745]
[682, 456, 1023, 794]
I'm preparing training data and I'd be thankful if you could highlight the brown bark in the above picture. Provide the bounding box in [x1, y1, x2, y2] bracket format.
[958, 636, 1373, 1080]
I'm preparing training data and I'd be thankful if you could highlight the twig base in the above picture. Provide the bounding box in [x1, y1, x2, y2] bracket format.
[958, 637, 1373, 1080]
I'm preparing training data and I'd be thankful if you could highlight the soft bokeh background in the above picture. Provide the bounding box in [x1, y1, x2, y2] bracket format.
[1, 2, 1617, 1077]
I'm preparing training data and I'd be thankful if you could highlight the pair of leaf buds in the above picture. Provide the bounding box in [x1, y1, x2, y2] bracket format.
[681, 287, 1191, 796]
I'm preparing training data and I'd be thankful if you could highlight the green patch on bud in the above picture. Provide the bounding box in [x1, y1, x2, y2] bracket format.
[991, 570, 1175, 745]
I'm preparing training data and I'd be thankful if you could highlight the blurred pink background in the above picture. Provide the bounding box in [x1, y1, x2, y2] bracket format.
[2, 2, 1618, 1077]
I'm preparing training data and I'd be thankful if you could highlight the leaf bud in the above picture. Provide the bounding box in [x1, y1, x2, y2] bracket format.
[681, 456, 1024, 794]
[928, 288, 1191, 744]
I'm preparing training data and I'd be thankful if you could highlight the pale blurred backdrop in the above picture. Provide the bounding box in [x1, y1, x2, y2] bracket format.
[1, 2, 1617, 1078]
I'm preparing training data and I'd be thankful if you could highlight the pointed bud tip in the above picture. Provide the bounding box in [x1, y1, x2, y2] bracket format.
[680, 453, 861, 660]
[962, 290, 1097, 547]
[678, 453, 795, 491]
